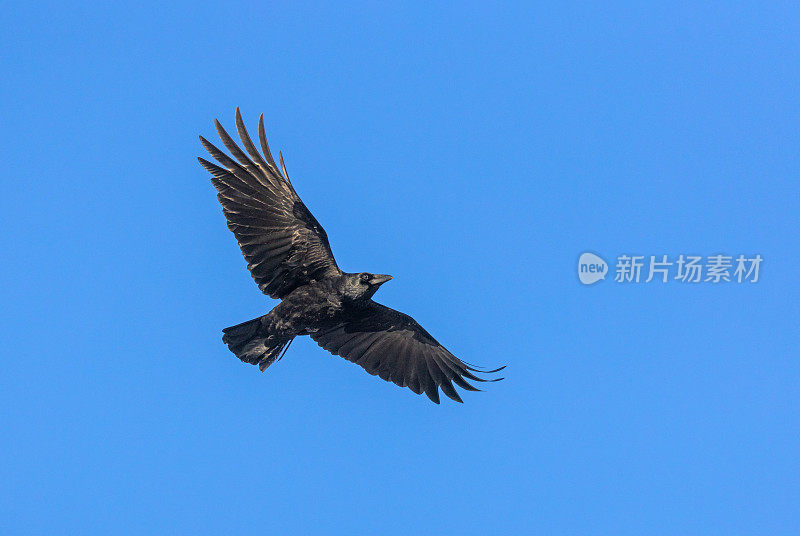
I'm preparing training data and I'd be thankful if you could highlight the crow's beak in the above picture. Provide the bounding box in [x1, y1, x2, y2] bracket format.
[370, 274, 393, 285]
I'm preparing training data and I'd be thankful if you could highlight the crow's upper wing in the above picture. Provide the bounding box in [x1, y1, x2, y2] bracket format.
[199, 109, 341, 299]
[311, 301, 504, 403]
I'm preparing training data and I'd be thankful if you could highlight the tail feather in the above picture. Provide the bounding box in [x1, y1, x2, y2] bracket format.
[222, 316, 292, 371]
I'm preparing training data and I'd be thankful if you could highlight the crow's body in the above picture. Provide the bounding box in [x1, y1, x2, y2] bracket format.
[199, 109, 503, 403]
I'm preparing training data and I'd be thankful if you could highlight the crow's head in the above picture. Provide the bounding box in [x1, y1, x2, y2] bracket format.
[341, 272, 393, 300]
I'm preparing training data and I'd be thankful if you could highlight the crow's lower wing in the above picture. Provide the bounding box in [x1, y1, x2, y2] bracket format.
[198, 108, 340, 299]
[311, 301, 504, 403]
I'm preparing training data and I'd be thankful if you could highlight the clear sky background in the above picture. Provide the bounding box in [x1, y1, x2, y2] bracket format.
[2, 2, 799, 534]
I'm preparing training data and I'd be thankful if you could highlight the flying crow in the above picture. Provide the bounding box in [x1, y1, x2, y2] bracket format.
[198, 109, 504, 403]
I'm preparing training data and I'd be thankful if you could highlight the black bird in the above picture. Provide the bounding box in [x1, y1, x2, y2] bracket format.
[198, 109, 504, 403]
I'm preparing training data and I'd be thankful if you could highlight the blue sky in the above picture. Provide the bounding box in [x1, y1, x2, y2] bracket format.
[2, 1, 799, 534]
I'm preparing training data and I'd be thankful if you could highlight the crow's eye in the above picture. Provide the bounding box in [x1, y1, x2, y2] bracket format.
[360, 273, 370, 283]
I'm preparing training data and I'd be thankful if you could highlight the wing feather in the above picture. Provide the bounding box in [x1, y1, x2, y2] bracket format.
[311, 301, 503, 403]
[258, 114, 280, 172]
[199, 110, 340, 298]
[235, 108, 271, 172]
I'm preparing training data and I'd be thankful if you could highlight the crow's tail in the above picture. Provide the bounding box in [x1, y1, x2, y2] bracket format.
[221, 316, 293, 372]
